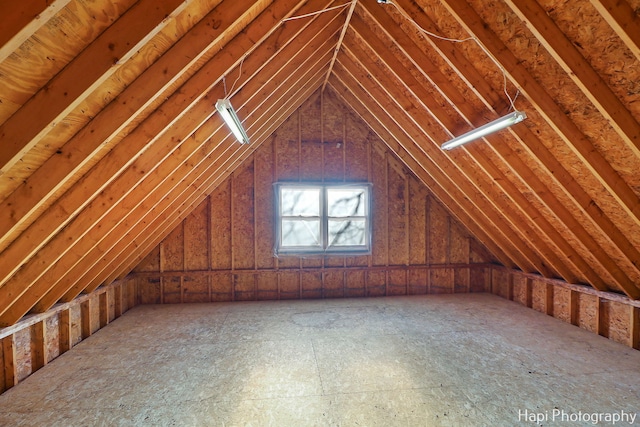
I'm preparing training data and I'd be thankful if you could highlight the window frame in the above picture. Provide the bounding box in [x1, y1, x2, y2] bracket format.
[274, 182, 372, 256]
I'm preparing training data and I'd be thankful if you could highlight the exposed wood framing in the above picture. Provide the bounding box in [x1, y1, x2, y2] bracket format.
[30, 322, 45, 372]
[348, 10, 577, 282]
[0, 0, 341, 325]
[632, 306, 640, 350]
[491, 266, 640, 351]
[382, 0, 637, 295]
[322, 0, 357, 91]
[58, 309, 71, 354]
[589, 0, 640, 62]
[505, 0, 640, 159]
[0, 0, 192, 173]
[132, 89, 494, 301]
[332, 57, 525, 268]
[1, 0, 640, 329]
[109, 67, 328, 288]
[0, 278, 136, 394]
[570, 290, 580, 326]
[0, 0, 72, 63]
[1, 336, 16, 391]
[439, 0, 640, 234]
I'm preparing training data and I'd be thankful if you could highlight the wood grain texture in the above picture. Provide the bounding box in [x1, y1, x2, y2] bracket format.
[492, 268, 640, 350]
[0, 279, 135, 395]
[133, 89, 494, 301]
[1, 0, 639, 336]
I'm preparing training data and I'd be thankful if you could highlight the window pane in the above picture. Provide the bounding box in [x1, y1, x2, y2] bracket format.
[282, 219, 321, 247]
[281, 188, 320, 216]
[328, 219, 366, 246]
[327, 188, 366, 217]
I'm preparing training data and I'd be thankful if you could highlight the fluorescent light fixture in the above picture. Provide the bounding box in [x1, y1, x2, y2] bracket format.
[215, 98, 250, 144]
[441, 111, 526, 150]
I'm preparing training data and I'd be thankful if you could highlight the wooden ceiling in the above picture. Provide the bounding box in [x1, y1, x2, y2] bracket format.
[1, 0, 639, 326]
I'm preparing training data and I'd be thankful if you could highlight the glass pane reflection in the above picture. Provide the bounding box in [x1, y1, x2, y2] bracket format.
[328, 219, 366, 246]
[327, 189, 366, 217]
[281, 188, 320, 216]
[282, 219, 321, 247]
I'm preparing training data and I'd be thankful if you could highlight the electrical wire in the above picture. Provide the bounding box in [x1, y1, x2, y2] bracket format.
[221, 2, 352, 97]
[282, 1, 352, 22]
[228, 55, 245, 95]
[385, 0, 520, 112]
[221, 0, 519, 113]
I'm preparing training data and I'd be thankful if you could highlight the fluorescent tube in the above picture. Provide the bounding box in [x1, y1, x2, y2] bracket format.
[215, 98, 250, 144]
[441, 111, 526, 150]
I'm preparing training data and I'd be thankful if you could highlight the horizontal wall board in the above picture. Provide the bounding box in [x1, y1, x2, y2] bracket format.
[491, 267, 640, 350]
[0, 278, 135, 394]
[132, 90, 495, 302]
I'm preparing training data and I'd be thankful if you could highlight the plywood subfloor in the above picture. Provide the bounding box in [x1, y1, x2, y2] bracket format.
[0, 294, 638, 426]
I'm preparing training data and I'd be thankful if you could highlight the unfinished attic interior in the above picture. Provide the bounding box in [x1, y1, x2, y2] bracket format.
[1, 0, 640, 424]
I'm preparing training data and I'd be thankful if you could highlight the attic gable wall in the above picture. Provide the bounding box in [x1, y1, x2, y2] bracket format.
[1, 0, 639, 328]
[132, 89, 496, 301]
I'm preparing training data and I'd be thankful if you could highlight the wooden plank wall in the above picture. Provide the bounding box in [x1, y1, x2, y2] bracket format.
[0, 278, 136, 394]
[490, 267, 640, 351]
[132, 89, 496, 302]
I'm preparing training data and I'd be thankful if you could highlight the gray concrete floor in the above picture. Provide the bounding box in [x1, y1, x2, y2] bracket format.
[0, 293, 638, 426]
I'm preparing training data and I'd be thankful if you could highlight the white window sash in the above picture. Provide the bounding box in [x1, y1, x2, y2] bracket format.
[274, 183, 372, 255]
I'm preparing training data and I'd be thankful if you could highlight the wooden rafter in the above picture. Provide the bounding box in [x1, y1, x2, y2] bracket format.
[0, 0, 72, 63]
[0, 0, 271, 253]
[6, 2, 341, 322]
[505, 0, 640, 159]
[0, 0, 192, 173]
[360, 1, 636, 293]
[329, 70, 516, 269]
[333, 52, 535, 272]
[438, 0, 640, 234]
[0, 0, 332, 323]
[98, 42, 335, 288]
[0, 0, 321, 290]
[0, 0, 639, 329]
[348, 12, 587, 284]
[589, 0, 640, 62]
[104, 71, 327, 293]
[79, 8, 340, 294]
[375, 0, 640, 297]
[40, 63, 329, 314]
[322, 0, 357, 91]
[339, 39, 555, 277]
[34, 12, 340, 313]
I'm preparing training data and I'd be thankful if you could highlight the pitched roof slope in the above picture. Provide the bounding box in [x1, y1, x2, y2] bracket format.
[0, 0, 639, 326]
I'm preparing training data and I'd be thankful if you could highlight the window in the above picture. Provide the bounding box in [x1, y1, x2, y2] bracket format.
[274, 183, 372, 255]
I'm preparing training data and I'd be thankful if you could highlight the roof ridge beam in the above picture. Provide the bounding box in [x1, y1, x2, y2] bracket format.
[322, 0, 357, 91]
